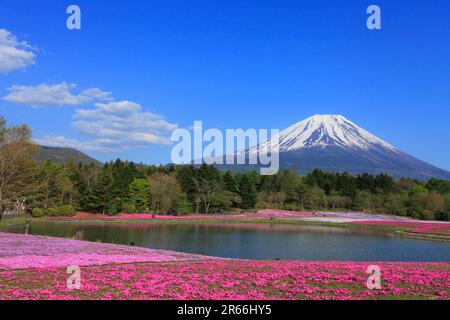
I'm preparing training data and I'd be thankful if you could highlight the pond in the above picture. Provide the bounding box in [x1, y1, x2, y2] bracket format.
[2, 222, 450, 261]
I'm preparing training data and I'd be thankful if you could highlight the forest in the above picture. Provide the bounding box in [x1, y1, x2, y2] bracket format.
[1, 116, 450, 220]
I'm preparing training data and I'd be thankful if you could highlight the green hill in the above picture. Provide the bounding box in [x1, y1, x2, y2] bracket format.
[35, 146, 102, 166]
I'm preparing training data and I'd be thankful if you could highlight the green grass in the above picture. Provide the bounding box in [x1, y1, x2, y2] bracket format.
[0, 216, 29, 226]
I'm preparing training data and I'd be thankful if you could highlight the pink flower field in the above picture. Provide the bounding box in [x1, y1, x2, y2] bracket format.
[0, 232, 449, 300]
[350, 221, 450, 236]
[64, 209, 428, 223]
[0, 232, 214, 270]
[0, 260, 448, 300]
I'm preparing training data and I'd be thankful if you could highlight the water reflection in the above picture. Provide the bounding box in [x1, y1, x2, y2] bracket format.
[1, 222, 449, 262]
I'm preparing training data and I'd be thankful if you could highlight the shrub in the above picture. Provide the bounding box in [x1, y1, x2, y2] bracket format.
[435, 211, 450, 221]
[105, 203, 118, 216]
[173, 194, 192, 215]
[45, 207, 59, 216]
[122, 203, 136, 214]
[422, 210, 435, 221]
[407, 208, 424, 219]
[45, 205, 75, 217]
[32, 208, 45, 217]
[282, 204, 298, 211]
[58, 205, 75, 216]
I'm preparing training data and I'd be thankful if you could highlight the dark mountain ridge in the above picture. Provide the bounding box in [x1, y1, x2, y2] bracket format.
[34, 145, 102, 166]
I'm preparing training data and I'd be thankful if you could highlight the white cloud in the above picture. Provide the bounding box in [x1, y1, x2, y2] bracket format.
[34, 136, 117, 153]
[78, 88, 114, 103]
[74, 101, 177, 146]
[3, 82, 113, 107]
[37, 101, 178, 153]
[0, 29, 36, 74]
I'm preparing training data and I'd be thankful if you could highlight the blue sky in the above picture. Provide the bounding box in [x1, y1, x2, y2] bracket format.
[1, 0, 449, 170]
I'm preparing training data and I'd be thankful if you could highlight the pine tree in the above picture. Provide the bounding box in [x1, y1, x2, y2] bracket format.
[239, 175, 257, 209]
[93, 166, 114, 215]
[127, 178, 151, 213]
[224, 171, 238, 193]
[337, 172, 357, 198]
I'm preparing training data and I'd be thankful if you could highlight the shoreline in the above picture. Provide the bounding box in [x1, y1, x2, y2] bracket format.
[3, 209, 449, 242]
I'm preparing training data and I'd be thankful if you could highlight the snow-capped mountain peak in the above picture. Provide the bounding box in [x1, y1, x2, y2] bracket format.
[272, 114, 397, 152]
[228, 114, 450, 180]
[225, 114, 450, 180]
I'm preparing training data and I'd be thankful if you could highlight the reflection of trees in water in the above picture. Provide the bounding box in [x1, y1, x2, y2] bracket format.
[171, 222, 364, 235]
[2, 221, 449, 261]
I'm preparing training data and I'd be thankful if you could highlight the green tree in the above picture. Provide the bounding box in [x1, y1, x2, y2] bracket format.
[278, 170, 300, 202]
[192, 166, 223, 214]
[374, 174, 394, 193]
[72, 163, 100, 211]
[110, 160, 140, 212]
[127, 178, 150, 213]
[0, 117, 37, 208]
[356, 173, 376, 193]
[337, 172, 357, 198]
[307, 186, 327, 209]
[223, 171, 239, 194]
[56, 166, 75, 205]
[328, 192, 347, 210]
[426, 178, 450, 194]
[256, 191, 286, 209]
[294, 181, 309, 209]
[426, 191, 445, 212]
[239, 175, 257, 209]
[148, 173, 182, 213]
[445, 194, 450, 212]
[173, 193, 191, 215]
[94, 166, 115, 215]
[407, 185, 429, 218]
[211, 190, 236, 212]
[384, 193, 407, 215]
[35, 161, 63, 209]
[177, 166, 198, 212]
[354, 191, 373, 211]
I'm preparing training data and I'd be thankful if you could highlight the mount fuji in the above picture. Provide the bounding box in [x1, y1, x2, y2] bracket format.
[234, 115, 450, 180]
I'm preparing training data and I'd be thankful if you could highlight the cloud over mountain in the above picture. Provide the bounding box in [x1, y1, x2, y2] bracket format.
[2, 66, 176, 152]
[3, 82, 113, 107]
[37, 100, 178, 152]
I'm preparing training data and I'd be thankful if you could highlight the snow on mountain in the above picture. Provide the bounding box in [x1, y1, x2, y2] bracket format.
[236, 114, 450, 180]
[254, 114, 397, 153]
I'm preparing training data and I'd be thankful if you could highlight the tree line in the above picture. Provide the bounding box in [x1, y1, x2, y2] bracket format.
[1, 116, 450, 220]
